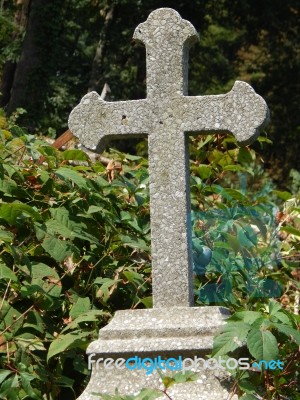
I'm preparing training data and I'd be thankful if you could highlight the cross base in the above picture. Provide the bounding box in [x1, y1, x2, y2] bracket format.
[77, 307, 238, 400]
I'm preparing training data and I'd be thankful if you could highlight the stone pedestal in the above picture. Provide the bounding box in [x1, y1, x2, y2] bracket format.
[77, 307, 238, 400]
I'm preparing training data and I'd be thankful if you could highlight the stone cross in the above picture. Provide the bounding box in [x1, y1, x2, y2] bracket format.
[68, 8, 269, 309]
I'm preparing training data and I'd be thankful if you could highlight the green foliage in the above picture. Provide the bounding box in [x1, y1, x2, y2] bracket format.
[189, 134, 282, 307]
[0, 114, 152, 398]
[0, 112, 299, 399]
[211, 301, 300, 399]
[189, 133, 300, 398]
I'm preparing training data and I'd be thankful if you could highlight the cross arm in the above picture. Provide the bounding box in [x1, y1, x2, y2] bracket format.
[68, 91, 149, 151]
[181, 81, 270, 145]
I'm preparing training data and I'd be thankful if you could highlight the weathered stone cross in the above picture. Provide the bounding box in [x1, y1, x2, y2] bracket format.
[69, 8, 269, 309]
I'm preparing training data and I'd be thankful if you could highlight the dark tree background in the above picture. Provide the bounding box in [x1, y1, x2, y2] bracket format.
[1, 0, 299, 184]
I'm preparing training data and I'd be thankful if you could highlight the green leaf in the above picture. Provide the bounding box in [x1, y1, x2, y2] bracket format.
[0, 264, 18, 282]
[56, 375, 75, 389]
[230, 311, 262, 325]
[212, 322, 252, 357]
[87, 205, 103, 214]
[23, 310, 45, 334]
[271, 310, 291, 325]
[0, 374, 19, 398]
[122, 270, 144, 285]
[15, 335, 46, 351]
[247, 328, 278, 361]
[237, 226, 255, 248]
[62, 310, 108, 332]
[140, 296, 153, 308]
[249, 217, 267, 240]
[238, 379, 257, 394]
[238, 147, 253, 164]
[173, 371, 197, 383]
[280, 225, 300, 237]
[0, 202, 41, 225]
[62, 149, 90, 161]
[70, 297, 91, 319]
[72, 227, 100, 244]
[22, 263, 62, 307]
[0, 228, 14, 242]
[41, 235, 71, 262]
[50, 207, 70, 224]
[257, 136, 272, 144]
[47, 332, 90, 361]
[0, 370, 13, 385]
[38, 145, 59, 158]
[46, 219, 73, 238]
[272, 323, 300, 345]
[119, 234, 149, 251]
[221, 188, 245, 202]
[196, 135, 213, 149]
[93, 277, 121, 302]
[95, 176, 110, 187]
[223, 164, 247, 172]
[0, 301, 23, 334]
[55, 167, 89, 190]
[268, 300, 282, 316]
[0, 178, 18, 196]
[198, 164, 213, 179]
[225, 233, 241, 253]
[125, 154, 142, 161]
[273, 190, 292, 201]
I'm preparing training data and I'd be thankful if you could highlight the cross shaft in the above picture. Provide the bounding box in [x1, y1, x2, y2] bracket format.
[69, 8, 269, 308]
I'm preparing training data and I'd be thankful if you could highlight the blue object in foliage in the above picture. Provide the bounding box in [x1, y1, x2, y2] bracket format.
[192, 239, 212, 275]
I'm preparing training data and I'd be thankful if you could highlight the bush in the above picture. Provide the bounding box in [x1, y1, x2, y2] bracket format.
[0, 111, 299, 399]
[0, 111, 152, 398]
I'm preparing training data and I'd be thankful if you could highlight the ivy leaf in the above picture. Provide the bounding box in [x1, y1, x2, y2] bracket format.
[198, 164, 213, 179]
[93, 277, 121, 303]
[41, 235, 72, 262]
[140, 296, 153, 308]
[0, 370, 13, 385]
[55, 167, 89, 190]
[62, 149, 90, 161]
[237, 226, 256, 248]
[46, 219, 73, 238]
[0, 203, 41, 225]
[61, 310, 108, 333]
[238, 379, 257, 394]
[0, 264, 18, 282]
[0, 228, 14, 242]
[212, 322, 252, 357]
[47, 332, 90, 361]
[119, 234, 149, 251]
[229, 311, 262, 325]
[247, 328, 278, 361]
[87, 205, 103, 214]
[280, 225, 300, 237]
[70, 297, 91, 319]
[0, 178, 18, 196]
[272, 323, 300, 345]
[238, 147, 253, 164]
[273, 190, 292, 201]
[268, 299, 282, 316]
